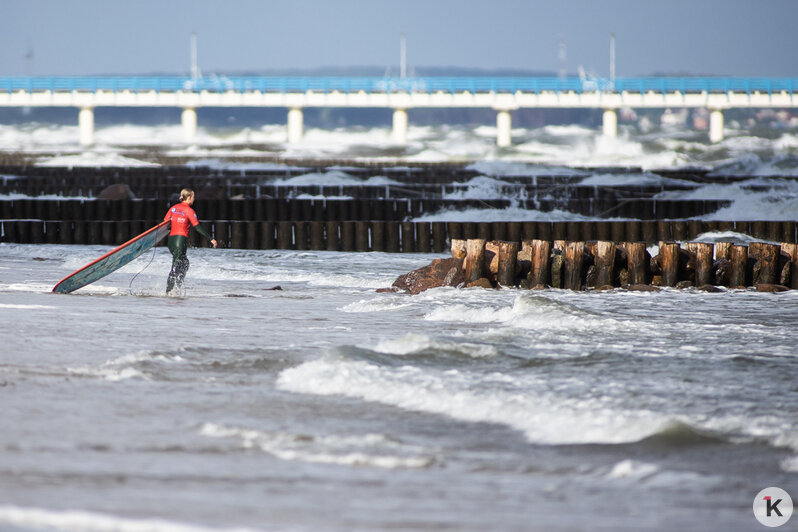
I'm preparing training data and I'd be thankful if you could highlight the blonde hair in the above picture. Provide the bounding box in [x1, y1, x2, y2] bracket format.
[179, 188, 194, 202]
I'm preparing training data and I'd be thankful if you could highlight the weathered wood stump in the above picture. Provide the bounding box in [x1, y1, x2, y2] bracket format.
[497, 241, 519, 287]
[464, 238, 486, 283]
[659, 242, 680, 287]
[564, 241, 584, 290]
[625, 242, 648, 286]
[527, 239, 551, 287]
[595, 241, 617, 288]
[730, 245, 748, 288]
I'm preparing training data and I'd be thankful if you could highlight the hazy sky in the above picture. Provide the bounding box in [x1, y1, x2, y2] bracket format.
[2, 0, 796, 77]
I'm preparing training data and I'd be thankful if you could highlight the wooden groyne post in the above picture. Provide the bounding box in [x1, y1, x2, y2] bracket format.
[450, 238, 798, 291]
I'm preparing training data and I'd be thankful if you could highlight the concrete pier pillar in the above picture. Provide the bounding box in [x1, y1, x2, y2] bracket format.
[496, 110, 511, 147]
[709, 109, 724, 143]
[78, 107, 94, 146]
[602, 109, 618, 138]
[392, 108, 408, 144]
[287, 108, 303, 144]
[181, 107, 197, 143]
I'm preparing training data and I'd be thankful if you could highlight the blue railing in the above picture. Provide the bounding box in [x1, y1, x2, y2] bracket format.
[0, 76, 795, 96]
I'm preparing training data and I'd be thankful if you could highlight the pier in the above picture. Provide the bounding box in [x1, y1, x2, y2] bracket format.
[1, 76, 796, 145]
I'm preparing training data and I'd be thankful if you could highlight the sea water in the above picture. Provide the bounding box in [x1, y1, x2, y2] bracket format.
[0, 242, 797, 531]
[1, 121, 798, 530]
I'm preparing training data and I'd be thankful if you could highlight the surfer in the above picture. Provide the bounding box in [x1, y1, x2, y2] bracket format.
[164, 188, 217, 293]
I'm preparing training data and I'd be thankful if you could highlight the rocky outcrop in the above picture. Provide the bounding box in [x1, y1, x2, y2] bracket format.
[390, 257, 465, 295]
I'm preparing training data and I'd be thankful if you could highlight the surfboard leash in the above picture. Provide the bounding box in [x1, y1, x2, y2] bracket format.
[128, 245, 159, 292]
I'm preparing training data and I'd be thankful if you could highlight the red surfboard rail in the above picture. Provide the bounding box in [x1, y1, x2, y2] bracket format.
[53, 220, 171, 294]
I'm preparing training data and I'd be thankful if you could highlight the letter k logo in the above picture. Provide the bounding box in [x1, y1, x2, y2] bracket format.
[765, 496, 783, 518]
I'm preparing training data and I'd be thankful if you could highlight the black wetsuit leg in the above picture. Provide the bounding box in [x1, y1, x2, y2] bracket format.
[167, 235, 189, 293]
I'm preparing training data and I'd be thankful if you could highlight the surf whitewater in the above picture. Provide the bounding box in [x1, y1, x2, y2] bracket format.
[0, 120, 797, 531]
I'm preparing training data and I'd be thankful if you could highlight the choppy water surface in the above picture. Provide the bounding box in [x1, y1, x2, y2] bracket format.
[0, 243, 796, 531]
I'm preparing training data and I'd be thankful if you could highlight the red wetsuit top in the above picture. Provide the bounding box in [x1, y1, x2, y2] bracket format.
[164, 202, 201, 237]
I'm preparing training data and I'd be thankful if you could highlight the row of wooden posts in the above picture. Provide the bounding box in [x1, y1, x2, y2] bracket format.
[451, 238, 798, 290]
[3, 219, 798, 254]
[0, 197, 730, 223]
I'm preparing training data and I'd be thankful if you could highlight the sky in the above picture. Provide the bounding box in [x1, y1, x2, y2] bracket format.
[1, 0, 796, 78]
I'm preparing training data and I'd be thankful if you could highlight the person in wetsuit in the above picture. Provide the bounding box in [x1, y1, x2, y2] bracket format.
[163, 188, 217, 293]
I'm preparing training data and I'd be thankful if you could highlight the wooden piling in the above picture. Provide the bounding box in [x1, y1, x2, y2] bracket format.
[527, 239, 551, 287]
[417, 222, 431, 252]
[230, 222, 245, 249]
[755, 242, 779, 285]
[401, 222, 415, 252]
[260, 222, 275, 249]
[659, 242, 680, 287]
[693, 242, 714, 287]
[386, 222, 400, 253]
[451, 239, 467, 260]
[625, 242, 648, 286]
[497, 241, 519, 287]
[595, 241, 617, 288]
[325, 221, 339, 251]
[310, 221, 324, 250]
[464, 239, 486, 283]
[371, 221, 385, 252]
[355, 221, 369, 252]
[563, 241, 584, 290]
[714, 241, 732, 260]
[729, 245, 748, 288]
[341, 221, 355, 251]
[277, 221, 293, 249]
[432, 222, 447, 253]
[781, 243, 798, 289]
[641, 221, 657, 244]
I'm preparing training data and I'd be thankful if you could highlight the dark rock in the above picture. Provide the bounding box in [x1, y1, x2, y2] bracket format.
[97, 183, 135, 200]
[376, 287, 398, 293]
[714, 258, 731, 286]
[627, 284, 660, 292]
[697, 284, 723, 292]
[465, 277, 494, 289]
[675, 280, 694, 289]
[391, 257, 464, 295]
[756, 283, 790, 293]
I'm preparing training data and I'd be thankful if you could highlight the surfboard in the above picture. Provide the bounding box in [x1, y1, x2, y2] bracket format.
[53, 221, 171, 294]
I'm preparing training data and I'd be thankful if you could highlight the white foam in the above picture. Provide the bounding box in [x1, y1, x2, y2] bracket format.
[413, 206, 595, 223]
[37, 152, 160, 168]
[424, 294, 624, 333]
[0, 303, 56, 309]
[277, 357, 671, 445]
[607, 459, 660, 480]
[370, 333, 500, 358]
[67, 351, 184, 382]
[781, 455, 798, 473]
[0, 505, 255, 532]
[199, 422, 433, 469]
[466, 161, 586, 177]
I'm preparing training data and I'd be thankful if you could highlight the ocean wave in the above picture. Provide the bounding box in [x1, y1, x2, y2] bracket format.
[199, 422, 435, 469]
[424, 293, 621, 333]
[0, 505, 255, 532]
[276, 357, 675, 446]
[354, 333, 501, 361]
